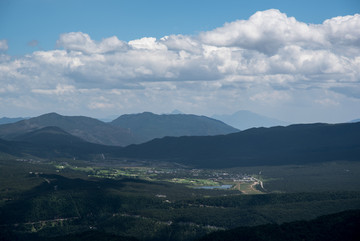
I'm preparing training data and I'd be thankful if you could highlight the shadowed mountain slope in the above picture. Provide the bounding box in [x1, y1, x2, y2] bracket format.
[1, 120, 359, 169]
[111, 112, 239, 143]
[0, 126, 122, 159]
[197, 209, 360, 241]
[13, 126, 87, 145]
[0, 113, 136, 146]
[118, 122, 360, 168]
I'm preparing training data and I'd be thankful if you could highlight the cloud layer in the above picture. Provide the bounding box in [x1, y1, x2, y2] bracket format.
[1, 9, 359, 122]
[0, 40, 8, 51]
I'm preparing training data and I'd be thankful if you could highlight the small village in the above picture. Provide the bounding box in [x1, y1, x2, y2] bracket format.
[50, 161, 265, 194]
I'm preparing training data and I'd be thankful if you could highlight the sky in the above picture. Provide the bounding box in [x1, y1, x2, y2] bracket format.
[0, 0, 359, 123]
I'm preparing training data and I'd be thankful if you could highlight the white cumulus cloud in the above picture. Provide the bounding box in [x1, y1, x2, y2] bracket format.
[199, 9, 326, 55]
[0, 9, 359, 122]
[129, 37, 167, 50]
[57, 32, 128, 54]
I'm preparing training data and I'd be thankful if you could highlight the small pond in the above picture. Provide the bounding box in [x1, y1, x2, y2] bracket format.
[195, 184, 233, 190]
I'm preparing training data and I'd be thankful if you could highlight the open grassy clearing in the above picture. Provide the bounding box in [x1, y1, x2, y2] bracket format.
[3, 158, 360, 200]
[51, 161, 266, 193]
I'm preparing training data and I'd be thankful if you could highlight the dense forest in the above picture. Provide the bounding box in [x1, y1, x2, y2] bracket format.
[1, 160, 359, 241]
[197, 210, 360, 241]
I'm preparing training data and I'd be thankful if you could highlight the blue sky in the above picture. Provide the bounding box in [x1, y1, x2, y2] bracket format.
[0, 0, 360, 123]
[1, 0, 359, 55]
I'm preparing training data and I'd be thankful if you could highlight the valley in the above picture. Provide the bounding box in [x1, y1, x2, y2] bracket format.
[0, 114, 359, 240]
[1, 156, 360, 241]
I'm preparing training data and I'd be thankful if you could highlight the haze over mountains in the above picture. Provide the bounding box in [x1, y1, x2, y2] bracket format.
[0, 118, 359, 169]
[1, 111, 359, 169]
[0, 117, 27, 125]
[0, 113, 135, 146]
[111, 112, 238, 143]
[212, 110, 289, 130]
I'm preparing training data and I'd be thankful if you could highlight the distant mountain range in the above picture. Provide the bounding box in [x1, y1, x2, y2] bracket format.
[1, 120, 359, 168]
[212, 110, 289, 130]
[0, 113, 135, 146]
[0, 112, 238, 146]
[110, 112, 238, 143]
[0, 117, 27, 125]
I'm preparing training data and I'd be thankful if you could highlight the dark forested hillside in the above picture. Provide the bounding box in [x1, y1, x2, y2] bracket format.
[0, 127, 122, 159]
[118, 122, 360, 168]
[196, 209, 360, 241]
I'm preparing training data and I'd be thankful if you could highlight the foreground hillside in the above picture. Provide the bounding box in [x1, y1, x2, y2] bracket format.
[197, 209, 360, 241]
[0, 158, 359, 241]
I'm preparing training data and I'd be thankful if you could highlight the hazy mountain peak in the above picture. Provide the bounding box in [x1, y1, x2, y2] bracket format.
[111, 112, 239, 143]
[141, 111, 156, 116]
[36, 112, 100, 122]
[31, 112, 64, 122]
[42, 112, 61, 117]
[212, 110, 289, 130]
[170, 109, 183, 114]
